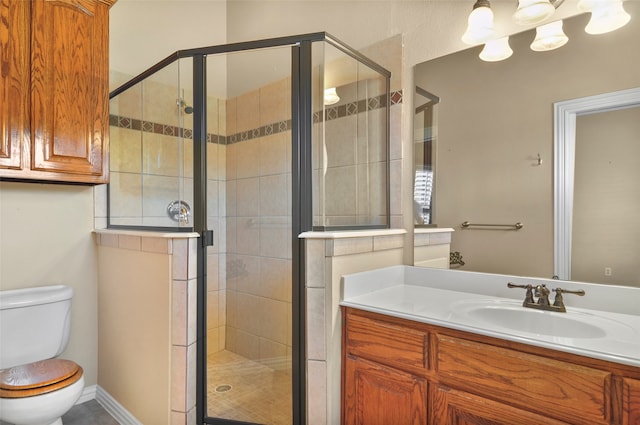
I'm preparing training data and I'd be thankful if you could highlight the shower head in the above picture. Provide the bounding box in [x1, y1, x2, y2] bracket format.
[184, 105, 194, 114]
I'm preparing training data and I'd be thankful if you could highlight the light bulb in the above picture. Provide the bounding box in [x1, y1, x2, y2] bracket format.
[513, 0, 556, 26]
[583, 0, 631, 34]
[324, 87, 340, 105]
[462, 1, 496, 45]
[531, 20, 569, 51]
[479, 37, 514, 62]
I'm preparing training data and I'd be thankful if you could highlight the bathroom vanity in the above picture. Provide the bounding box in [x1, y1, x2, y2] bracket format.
[340, 266, 640, 425]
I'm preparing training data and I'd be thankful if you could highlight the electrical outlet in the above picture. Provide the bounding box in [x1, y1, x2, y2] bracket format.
[604, 267, 612, 276]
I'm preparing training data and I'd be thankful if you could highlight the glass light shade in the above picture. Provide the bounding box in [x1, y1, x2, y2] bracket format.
[324, 87, 340, 105]
[583, 0, 631, 34]
[462, 5, 496, 44]
[513, 0, 556, 25]
[531, 20, 569, 51]
[479, 37, 514, 62]
[577, 0, 597, 11]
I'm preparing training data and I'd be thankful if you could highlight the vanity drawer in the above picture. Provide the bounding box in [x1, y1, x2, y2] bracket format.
[344, 311, 429, 373]
[435, 334, 612, 425]
[622, 377, 640, 425]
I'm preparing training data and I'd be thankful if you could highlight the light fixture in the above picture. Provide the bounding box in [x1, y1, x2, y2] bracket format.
[324, 87, 340, 105]
[513, 0, 556, 25]
[530, 20, 569, 51]
[579, 0, 631, 34]
[479, 37, 514, 62]
[461, 0, 496, 45]
[462, 0, 632, 62]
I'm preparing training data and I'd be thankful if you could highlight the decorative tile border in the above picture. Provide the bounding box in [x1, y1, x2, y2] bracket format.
[109, 90, 403, 146]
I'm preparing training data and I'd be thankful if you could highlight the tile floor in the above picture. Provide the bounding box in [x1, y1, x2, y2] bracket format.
[2, 351, 291, 425]
[61, 400, 119, 425]
[0, 400, 118, 425]
[207, 350, 292, 425]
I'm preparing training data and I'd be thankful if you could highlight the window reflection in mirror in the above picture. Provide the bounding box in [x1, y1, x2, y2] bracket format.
[413, 87, 439, 226]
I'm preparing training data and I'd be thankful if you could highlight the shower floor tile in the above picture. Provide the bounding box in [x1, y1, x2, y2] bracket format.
[207, 350, 292, 425]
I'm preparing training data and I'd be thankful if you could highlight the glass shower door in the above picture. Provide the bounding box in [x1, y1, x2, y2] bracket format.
[205, 45, 293, 425]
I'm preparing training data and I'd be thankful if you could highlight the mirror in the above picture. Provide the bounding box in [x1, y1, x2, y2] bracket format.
[413, 87, 439, 226]
[413, 5, 640, 286]
[555, 88, 640, 284]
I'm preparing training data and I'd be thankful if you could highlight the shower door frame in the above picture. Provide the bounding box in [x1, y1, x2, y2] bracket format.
[108, 32, 391, 425]
[193, 35, 315, 425]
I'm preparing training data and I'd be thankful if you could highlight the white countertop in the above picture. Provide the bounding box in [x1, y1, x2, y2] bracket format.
[414, 227, 455, 234]
[299, 228, 406, 239]
[94, 228, 200, 238]
[340, 266, 640, 368]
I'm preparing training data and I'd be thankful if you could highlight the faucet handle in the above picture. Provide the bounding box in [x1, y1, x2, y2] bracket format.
[507, 282, 530, 290]
[552, 288, 586, 312]
[507, 282, 535, 304]
[554, 288, 586, 297]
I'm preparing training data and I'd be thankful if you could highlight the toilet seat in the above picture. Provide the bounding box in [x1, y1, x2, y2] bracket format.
[0, 359, 83, 398]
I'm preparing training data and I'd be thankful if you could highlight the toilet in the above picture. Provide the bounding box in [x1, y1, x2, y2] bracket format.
[0, 285, 85, 425]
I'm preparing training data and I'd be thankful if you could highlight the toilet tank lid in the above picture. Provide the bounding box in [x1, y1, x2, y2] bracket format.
[0, 285, 73, 310]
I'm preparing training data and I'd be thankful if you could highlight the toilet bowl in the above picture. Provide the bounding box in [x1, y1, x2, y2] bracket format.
[0, 359, 84, 425]
[0, 286, 84, 425]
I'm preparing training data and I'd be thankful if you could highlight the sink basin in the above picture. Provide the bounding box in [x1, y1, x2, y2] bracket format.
[450, 299, 635, 339]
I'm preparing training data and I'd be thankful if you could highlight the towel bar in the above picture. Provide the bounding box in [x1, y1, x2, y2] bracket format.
[461, 221, 523, 230]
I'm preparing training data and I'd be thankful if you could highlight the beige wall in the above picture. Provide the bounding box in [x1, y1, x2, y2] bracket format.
[416, 7, 640, 278]
[0, 182, 99, 387]
[96, 233, 198, 424]
[573, 106, 640, 287]
[97, 244, 172, 424]
[109, 1, 228, 87]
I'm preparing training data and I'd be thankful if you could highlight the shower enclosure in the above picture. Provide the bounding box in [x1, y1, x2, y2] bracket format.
[108, 33, 390, 425]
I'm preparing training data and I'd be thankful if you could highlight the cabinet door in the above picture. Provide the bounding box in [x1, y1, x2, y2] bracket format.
[343, 355, 427, 425]
[622, 377, 640, 425]
[0, 0, 29, 170]
[431, 384, 571, 425]
[30, 0, 110, 181]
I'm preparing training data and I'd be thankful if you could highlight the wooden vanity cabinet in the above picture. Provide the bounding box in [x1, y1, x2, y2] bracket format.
[0, 0, 115, 184]
[344, 356, 428, 425]
[430, 384, 570, 425]
[623, 378, 640, 424]
[343, 312, 429, 424]
[342, 307, 640, 425]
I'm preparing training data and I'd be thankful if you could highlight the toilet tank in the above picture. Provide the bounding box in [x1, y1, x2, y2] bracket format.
[0, 285, 74, 370]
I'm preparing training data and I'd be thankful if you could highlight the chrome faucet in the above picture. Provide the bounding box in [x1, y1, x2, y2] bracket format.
[507, 282, 585, 312]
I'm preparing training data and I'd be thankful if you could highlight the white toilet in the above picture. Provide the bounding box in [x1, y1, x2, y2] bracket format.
[0, 285, 84, 425]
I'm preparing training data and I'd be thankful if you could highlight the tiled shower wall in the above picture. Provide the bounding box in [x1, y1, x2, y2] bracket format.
[109, 75, 197, 228]
[315, 82, 390, 228]
[223, 76, 294, 367]
[109, 45, 402, 370]
[108, 73, 297, 369]
[109, 70, 228, 360]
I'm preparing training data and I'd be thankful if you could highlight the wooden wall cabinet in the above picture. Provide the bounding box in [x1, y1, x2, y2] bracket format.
[342, 307, 640, 425]
[0, 0, 115, 184]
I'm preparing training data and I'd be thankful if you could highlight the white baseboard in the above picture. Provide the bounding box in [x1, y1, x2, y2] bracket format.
[76, 384, 97, 405]
[95, 385, 143, 425]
